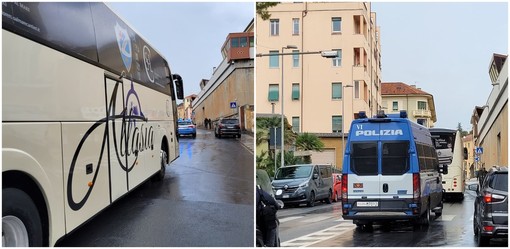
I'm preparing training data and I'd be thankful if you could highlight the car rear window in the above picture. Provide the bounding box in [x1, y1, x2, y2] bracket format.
[179, 121, 192, 125]
[489, 173, 508, 191]
[350, 142, 378, 176]
[221, 119, 238, 124]
[382, 142, 409, 175]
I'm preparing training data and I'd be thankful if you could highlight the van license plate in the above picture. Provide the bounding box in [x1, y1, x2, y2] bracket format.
[282, 194, 289, 198]
[357, 201, 378, 207]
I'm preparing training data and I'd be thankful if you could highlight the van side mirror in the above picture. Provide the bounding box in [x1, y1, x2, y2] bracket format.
[438, 164, 448, 174]
[313, 173, 319, 180]
[463, 147, 468, 160]
[172, 74, 184, 100]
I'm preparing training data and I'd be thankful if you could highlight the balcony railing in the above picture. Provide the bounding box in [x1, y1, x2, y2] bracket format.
[413, 109, 432, 117]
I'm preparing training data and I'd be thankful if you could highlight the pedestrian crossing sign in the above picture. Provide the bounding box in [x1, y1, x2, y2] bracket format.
[230, 102, 237, 109]
[475, 147, 483, 155]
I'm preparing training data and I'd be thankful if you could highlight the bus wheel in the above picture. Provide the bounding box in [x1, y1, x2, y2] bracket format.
[153, 150, 167, 181]
[2, 188, 43, 247]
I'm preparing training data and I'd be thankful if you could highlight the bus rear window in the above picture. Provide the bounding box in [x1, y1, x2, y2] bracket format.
[382, 142, 409, 175]
[351, 142, 378, 175]
[432, 134, 454, 151]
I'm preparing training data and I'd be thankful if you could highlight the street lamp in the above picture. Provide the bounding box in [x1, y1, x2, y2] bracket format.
[281, 45, 298, 169]
[342, 84, 353, 161]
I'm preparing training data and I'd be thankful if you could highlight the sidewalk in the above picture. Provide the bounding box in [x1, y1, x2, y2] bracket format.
[239, 131, 254, 154]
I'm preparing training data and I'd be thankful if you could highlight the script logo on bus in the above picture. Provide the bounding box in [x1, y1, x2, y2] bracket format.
[355, 129, 404, 136]
[115, 22, 132, 72]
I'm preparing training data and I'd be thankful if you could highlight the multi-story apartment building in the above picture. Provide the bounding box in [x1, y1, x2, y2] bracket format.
[183, 94, 197, 121]
[463, 134, 475, 179]
[256, 2, 382, 168]
[177, 102, 185, 120]
[381, 82, 437, 128]
[193, 20, 255, 132]
[471, 53, 508, 172]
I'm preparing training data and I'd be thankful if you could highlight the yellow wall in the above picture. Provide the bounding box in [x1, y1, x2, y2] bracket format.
[194, 67, 254, 127]
[479, 103, 508, 169]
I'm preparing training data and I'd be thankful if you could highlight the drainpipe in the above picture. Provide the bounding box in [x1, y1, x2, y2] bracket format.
[300, 2, 307, 132]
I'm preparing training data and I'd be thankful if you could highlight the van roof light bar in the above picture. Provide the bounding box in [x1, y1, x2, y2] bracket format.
[358, 111, 367, 119]
[400, 110, 408, 118]
[376, 110, 386, 118]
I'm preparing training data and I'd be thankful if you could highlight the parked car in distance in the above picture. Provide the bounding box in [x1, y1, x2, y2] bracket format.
[332, 173, 342, 202]
[272, 164, 333, 207]
[177, 119, 196, 138]
[469, 166, 508, 246]
[215, 118, 241, 138]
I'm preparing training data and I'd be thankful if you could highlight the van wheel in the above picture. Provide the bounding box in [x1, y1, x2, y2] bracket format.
[2, 188, 43, 247]
[307, 191, 316, 207]
[421, 204, 431, 226]
[325, 190, 333, 204]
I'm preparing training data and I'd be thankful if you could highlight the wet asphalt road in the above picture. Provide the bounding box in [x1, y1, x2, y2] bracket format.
[279, 190, 508, 247]
[56, 129, 254, 247]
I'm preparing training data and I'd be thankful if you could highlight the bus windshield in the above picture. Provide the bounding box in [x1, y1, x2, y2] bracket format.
[276, 166, 312, 180]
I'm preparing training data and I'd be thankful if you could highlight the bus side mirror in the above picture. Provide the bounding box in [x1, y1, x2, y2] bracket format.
[172, 74, 184, 100]
[463, 147, 468, 160]
[438, 164, 448, 175]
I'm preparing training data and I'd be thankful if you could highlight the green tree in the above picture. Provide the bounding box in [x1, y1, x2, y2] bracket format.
[295, 133, 325, 163]
[256, 2, 279, 20]
[457, 122, 469, 137]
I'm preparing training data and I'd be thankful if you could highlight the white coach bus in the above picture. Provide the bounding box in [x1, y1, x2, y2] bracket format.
[429, 128, 467, 201]
[2, 2, 184, 246]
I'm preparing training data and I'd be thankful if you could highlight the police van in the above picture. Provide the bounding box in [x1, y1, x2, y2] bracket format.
[341, 110, 447, 227]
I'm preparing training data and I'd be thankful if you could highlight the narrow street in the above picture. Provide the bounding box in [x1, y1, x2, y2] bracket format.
[57, 129, 254, 247]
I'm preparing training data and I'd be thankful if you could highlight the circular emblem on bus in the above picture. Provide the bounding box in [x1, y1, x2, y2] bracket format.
[143, 45, 155, 83]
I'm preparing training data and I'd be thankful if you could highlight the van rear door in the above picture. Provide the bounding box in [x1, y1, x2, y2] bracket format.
[347, 121, 413, 211]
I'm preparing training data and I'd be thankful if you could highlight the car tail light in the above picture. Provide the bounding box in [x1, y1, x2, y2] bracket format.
[188, 125, 195, 128]
[483, 225, 495, 232]
[413, 173, 420, 201]
[484, 193, 506, 203]
[235, 125, 240, 129]
[341, 174, 348, 202]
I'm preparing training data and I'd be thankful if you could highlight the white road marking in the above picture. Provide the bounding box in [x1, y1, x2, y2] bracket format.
[279, 216, 304, 223]
[437, 214, 456, 221]
[281, 223, 355, 247]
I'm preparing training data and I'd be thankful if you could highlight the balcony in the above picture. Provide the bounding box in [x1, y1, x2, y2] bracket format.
[413, 109, 432, 118]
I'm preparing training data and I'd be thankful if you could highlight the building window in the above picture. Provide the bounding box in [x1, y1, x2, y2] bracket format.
[268, 84, 279, 102]
[354, 80, 360, 98]
[332, 116, 343, 133]
[269, 50, 279, 68]
[239, 37, 248, 47]
[293, 18, 300, 35]
[392, 101, 398, 111]
[292, 117, 300, 133]
[418, 101, 427, 110]
[249, 37, 254, 47]
[332, 83, 342, 99]
[292, 83, 300, 100]
[231, 38, 239, 48]
[292, 50, 299, 67]
[417, 119, 427, 126]
[332, 49, 342, 67]
[332, 17, 342, 33]
[270, 19, 279, 36]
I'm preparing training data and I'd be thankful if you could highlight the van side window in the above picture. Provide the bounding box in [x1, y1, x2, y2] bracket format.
[382, 142, 409, 175]
[416, 143, 437, 171]
[351, 142, 378, 175]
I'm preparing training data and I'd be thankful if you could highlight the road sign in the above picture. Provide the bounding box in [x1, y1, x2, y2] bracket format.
[475, 147, 483, 155]
[475, 156, 480, 162]
[230, 101, 237, 109]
